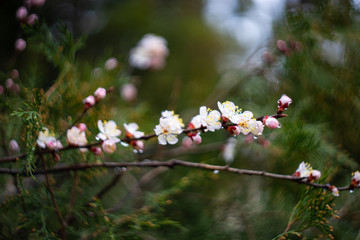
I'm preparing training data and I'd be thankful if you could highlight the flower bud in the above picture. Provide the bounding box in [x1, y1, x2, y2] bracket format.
[10, 69, 19, 79]
[0, 85, 4, 95]
[46, 139, 63, 150]
[11, 84, 20, 94]
[121, 83, 137, 102]
[83, 95, 95, 109]
[104, 57, 118, 70]
[5, 78, 14, 89]
[277, 40, 287, 52]
[30, 0, 46, 7]
[94, 87, 106, 101]
[26, 14, 38, 25]
[264, 116, 280, 129]
[192, 134, 202, 145]
[102, 140, 117, 154]
[278, 94, 292, 110]
[91, 147, 102, 155]
[182, 136, 193, 148]
[9, 139, 20, 153]
[78, 123, 87, 132]
[16, 6, 28, 21]
[134, 140, 144, 151]
[15, 38, 26, 52]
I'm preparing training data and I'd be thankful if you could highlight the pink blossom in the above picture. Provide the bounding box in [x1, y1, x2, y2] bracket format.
[15, 39, 26, 52]
[78, 123, 87, 132]
[94, 87, 106, 101]
[278, 94, 292, 109]
[104, 57, 118, 70]
[192, 134, 202, 145]
[91, 147, 102, 155]
[10, 69, 19, 79]
[9, 139, 20, 153]
[121, 83, 137, 102]
[16, 6, 28, 21]
[102, 139, 117, 154]
[264, 116, 280, 129]
[26, 14, 38, 25]
[83, 95, 95, 109]
[5, 79, 13, 89]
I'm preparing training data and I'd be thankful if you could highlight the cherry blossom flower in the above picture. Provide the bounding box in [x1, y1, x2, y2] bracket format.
[199, 106, 221, 132]
[294, 161, 312, 178]
[94, 87, 106, 101]
[310, 170, 321, 180]
[329, 185, 339, 197]
[129, 34, 169, 70]
[15, 38, 26, 52]
[96, 120, 121, 143]
[237, 111, 263, 135]
[78, 123, 87, 132]
[121, 83, 137, 102]
[16, 6, 28, 21]
[217, 101, 241, 124]
[37, 127, 56, 149]
[154, 111, 184, 145]
[124, 123, 144, 138]
[67, 126, 87, 147]
[352, 171, 360, 187]
[46, 139, 63, 150]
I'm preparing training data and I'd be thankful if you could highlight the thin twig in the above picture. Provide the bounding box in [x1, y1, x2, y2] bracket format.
[41, 155, 67, 239]
[0, 159, 357, 192]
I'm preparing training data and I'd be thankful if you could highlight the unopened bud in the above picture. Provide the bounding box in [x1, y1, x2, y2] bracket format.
[182, 136, 193, 148]
[278, 94, 292, 109]
[9, 139, 20, 153]
[104, 57, 118, 70]
[26, 14, 38, 26]
[16, 6, 28, 21]
[15, 38, 26, 52]
[30, 0, 45, 7]
[277, 40, 287, 52]
[11, 84, 20, 94]
[121, 83, 137, 102]
[83, 95, 95, 109]
[78, 123, 87, 132]
[91, 147, 102, 155]
[0, 85, 4, 95]
[102, 140, 117, 154]
[264, 116, 280, 129]
[94, 87, 106, 101]
[5, 78, 14, 89]
[10, 69, 19, 79]
[192, 134, 202, 145]
[134, 140, 144, 151]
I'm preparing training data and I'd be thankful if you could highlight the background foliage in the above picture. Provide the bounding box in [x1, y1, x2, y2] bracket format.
[1, 0, 360, 239]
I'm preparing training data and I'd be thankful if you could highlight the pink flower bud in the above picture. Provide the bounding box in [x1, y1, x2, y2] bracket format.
[91, 147, 102, 155]
[78, 123, 87, 132]
[121, 83, 137, 102]
[46, 139, 63, 150]
[26, 14, 38, 25]
[83, 95, 95, 109]
[102, 140, 117, 154]
[9, 139, 20, 153]
[277, 40, 287, 52]
[182, 136, 193, 148]
[16, 6, 28, 21]
[5, 78, 14, 89]
[10, 69, 19, 79]
[134, 140, 144, 151]
[264, 117, 280, 129]
[94, 87, 106, 101]
[278, 94, 292, 109]
[104, 57, 118, 70]
[192, 134, 202, 145]
[11, 84, 20, 94]
[15, 38, 26, 52]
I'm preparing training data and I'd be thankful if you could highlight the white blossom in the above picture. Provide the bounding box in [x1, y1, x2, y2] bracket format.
[67, 126, 87, 146]
[96, 120, 121, 143]
[124, 123, 144, 138]
[154, 111, 184, 145]
[217, 101, 241, 123]
[199, 106, 221, 132]
[37, 127, 56, 149]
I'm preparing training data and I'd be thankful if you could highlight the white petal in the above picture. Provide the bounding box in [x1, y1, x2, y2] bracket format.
[167, 135, 178, 145]
[98, 120, 105, 133]
[158, 134, 167, 145]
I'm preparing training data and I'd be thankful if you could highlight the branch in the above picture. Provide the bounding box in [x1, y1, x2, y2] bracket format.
[0, 159, 357, 192]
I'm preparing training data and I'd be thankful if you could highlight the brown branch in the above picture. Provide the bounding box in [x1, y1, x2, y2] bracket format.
[41, 155, 67, 239]
[0, 159, 357, 192]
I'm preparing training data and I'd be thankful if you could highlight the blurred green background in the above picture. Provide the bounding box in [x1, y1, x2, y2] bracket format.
[1, 0, 360, 239]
